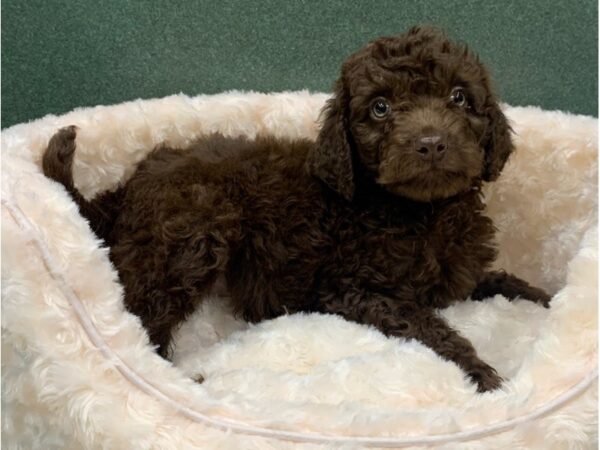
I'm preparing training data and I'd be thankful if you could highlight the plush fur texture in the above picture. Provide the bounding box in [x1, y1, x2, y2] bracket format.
[2, 88, 597, 449]
[41, 28, 550, 393]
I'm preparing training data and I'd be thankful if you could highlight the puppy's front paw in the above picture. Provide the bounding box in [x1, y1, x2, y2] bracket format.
[528, 286, 552, 308]
[468, 364, 503, 393]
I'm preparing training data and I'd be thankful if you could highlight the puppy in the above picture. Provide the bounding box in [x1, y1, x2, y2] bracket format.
[43, 26, 550, 392]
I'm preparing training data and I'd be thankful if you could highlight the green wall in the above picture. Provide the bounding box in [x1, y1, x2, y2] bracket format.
[2, 0, 597, 129]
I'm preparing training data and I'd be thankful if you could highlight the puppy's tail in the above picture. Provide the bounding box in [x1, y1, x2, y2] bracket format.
[42, 126, 123, 241]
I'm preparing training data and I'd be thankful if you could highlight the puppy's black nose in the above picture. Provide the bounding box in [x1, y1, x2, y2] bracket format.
[415, 133, 447, 160]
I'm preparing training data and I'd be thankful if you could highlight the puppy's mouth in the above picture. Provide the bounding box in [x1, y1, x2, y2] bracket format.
[375, 139, 483, 201]
[377, 168, 473, 202]
[378, 162, 465, 185]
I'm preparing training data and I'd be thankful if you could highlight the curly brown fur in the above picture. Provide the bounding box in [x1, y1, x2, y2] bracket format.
[43, 26, 551, 392]
[43, 125, 123, 240]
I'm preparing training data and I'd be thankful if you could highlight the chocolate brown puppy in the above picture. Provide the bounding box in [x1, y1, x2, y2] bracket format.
[43, 26, 550, 392]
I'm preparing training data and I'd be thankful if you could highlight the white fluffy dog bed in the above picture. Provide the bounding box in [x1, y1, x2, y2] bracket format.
[2, 92, 597, 449]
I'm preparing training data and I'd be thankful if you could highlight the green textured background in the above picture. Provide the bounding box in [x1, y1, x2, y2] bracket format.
[2, 0, 597, 129]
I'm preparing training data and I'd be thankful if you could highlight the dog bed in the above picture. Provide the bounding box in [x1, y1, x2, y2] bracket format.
[1, 91, 597, 449]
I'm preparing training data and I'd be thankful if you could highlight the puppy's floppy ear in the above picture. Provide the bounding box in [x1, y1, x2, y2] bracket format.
[306, 80, 354, 200]
[482, 104, 515, 181]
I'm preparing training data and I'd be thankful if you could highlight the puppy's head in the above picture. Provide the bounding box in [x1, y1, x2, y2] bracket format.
[307, 26, 513, 202]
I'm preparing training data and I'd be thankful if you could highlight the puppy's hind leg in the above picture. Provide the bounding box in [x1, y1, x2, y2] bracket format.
[115, 233, 233, 359]
[471, 271, 551, 307]
[115, 201, 242, 359]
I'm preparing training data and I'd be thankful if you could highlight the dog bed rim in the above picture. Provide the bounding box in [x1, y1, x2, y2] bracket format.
[3, 192, 597, 448]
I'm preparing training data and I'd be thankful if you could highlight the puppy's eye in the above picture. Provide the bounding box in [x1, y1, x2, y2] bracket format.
[370, 98, 391, 119]
[450, 88, 468, 107]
